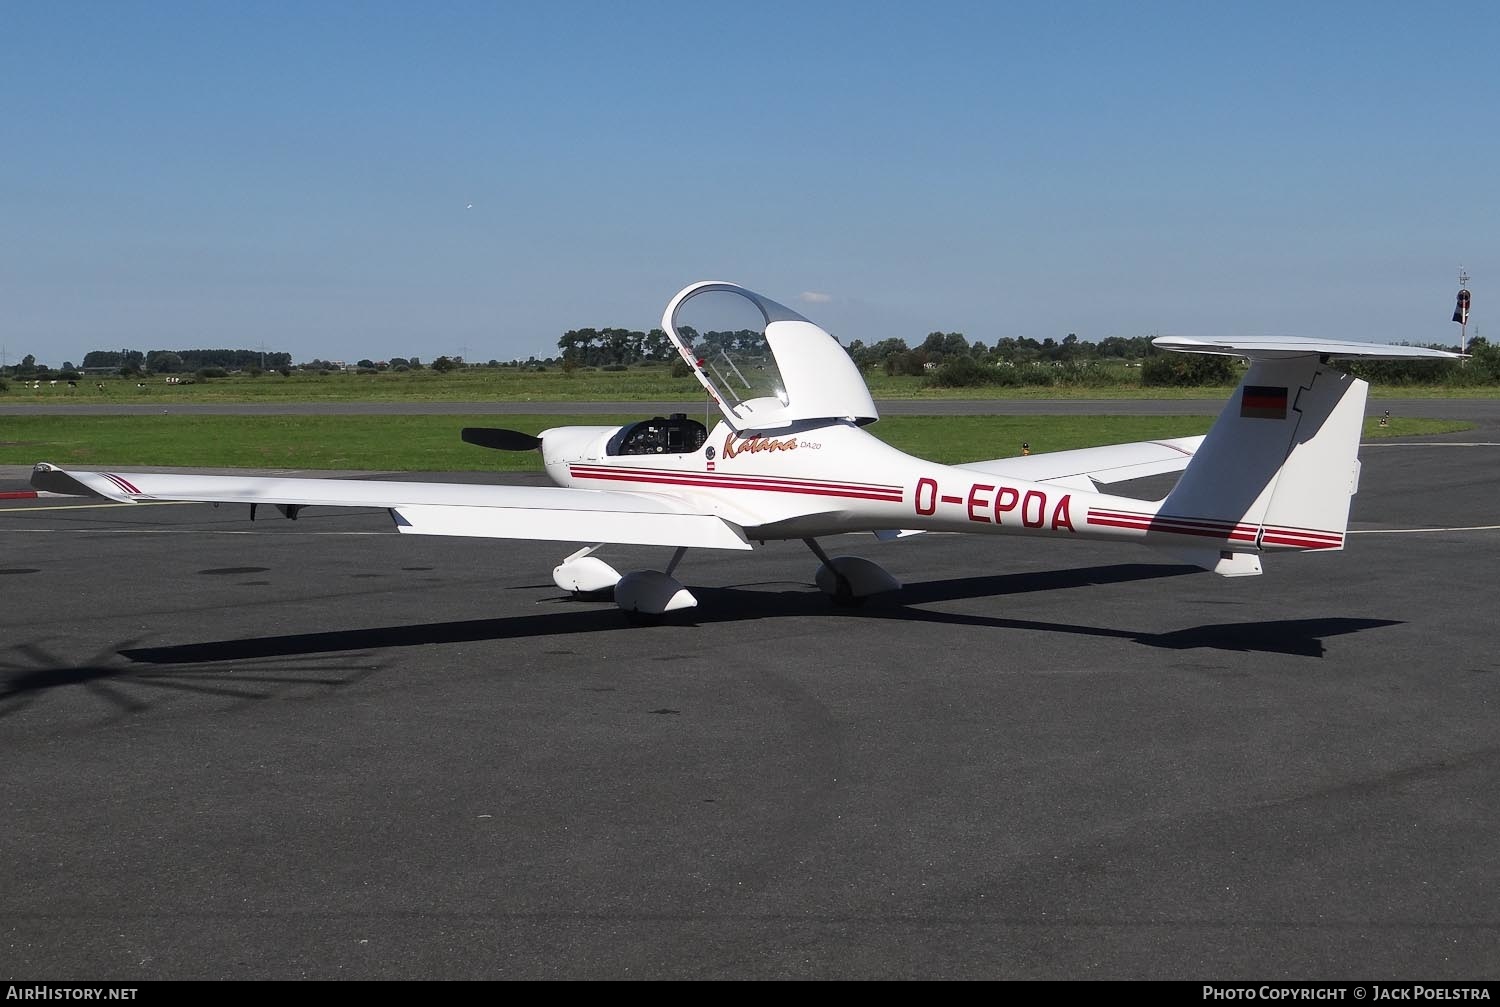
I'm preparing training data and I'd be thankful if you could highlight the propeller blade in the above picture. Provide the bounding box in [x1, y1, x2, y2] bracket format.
[461, 427, 543, 452]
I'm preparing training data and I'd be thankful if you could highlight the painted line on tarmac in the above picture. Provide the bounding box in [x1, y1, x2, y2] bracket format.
[0, 500, 196, 513]
[1349, 524, 1500, 535]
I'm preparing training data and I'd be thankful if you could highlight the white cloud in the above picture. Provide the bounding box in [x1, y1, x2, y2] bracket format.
[799, 291, 833, 304]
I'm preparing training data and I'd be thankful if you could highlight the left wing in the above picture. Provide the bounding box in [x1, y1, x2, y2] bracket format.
[953, 436, 1205, 492]
[29, 463, 752, 551]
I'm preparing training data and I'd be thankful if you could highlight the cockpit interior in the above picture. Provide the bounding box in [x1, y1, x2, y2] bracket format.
[606, 414, 709, 456]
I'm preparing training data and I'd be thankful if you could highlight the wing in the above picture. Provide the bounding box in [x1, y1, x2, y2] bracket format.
[29, 463, 752, 551]
[953, 436, 1205, 492]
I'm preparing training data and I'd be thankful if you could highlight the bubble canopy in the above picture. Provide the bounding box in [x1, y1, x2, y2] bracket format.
[662, 281, 879, 433]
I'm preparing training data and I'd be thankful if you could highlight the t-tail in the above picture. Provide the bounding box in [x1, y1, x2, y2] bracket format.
[1146, 336, 1462, 577]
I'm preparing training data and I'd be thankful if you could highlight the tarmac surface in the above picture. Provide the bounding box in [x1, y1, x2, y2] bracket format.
[1, 411, 1498, 979]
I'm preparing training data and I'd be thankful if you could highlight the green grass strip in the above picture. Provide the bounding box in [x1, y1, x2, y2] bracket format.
[0, 414, 1471, 472]
[8, 366, 1500, 405]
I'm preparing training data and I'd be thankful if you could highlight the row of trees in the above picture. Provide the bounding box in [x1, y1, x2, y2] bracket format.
[80, 349, 296, 373]
[2, 349, 532, 381]
[306, 356, 430, 372]
[550, 326, 1162, 373]
[556, 328, 677, 366]
[1345, 337, 1500, 386]
[924, 337, 1496, 389]
[8, 328, 1484, 389]
[0, 354, 82, 380]
[845, 331, 1158, 376]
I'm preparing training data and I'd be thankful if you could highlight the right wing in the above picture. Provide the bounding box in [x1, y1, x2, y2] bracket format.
[953, 436, 1205, 492]
[30, 463, 752, 551]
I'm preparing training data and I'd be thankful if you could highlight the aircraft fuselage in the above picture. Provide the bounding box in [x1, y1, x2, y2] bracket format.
[542, 418, 1287, 555]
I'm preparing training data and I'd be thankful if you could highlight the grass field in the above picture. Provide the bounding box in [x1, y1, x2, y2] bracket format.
[7, 366, 1498, 405]
[0, 414, 1470, 472]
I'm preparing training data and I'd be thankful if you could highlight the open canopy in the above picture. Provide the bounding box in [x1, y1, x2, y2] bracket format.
[662, 281, 878, 433]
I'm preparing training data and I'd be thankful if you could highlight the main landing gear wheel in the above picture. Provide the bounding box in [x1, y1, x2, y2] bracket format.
[559, 546, 697, 619]
[803, 538, 901, 606]
[553, 546, 622, 596]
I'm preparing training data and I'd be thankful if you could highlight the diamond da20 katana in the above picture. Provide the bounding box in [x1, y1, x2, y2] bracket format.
[31, 281, 1460, 616]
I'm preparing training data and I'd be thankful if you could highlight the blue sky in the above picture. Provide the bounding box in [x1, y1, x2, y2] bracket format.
[4, 1, 1496, 366]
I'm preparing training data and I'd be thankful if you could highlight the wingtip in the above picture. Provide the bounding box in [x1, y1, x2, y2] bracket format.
[29, 463, 118, 500]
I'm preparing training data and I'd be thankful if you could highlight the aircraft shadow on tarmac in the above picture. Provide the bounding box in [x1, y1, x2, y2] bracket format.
[104, 562, 1401, 670]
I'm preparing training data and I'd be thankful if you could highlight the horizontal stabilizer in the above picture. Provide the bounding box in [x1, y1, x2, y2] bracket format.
[1154, 335, 1463, 361]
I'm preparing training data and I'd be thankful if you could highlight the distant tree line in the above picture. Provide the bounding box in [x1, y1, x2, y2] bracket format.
[841, 331, 1159, 377]
[80, 350, 145, 371]
[1345, 336, 1499, 387]
[81, 349, 294, 373]
[0, 353, 83, 382]
[544, 324, 1485, 388]
[843, 331, 1483, 389]
[556, 328, 677, 367]
[7, 330, 1481, 392]
[846, 330, 1241, 387]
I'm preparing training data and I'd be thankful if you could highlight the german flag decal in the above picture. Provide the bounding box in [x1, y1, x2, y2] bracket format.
[1241, 385, 1288, 420]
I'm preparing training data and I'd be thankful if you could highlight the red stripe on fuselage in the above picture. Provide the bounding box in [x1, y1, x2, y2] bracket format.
[1260, 526, 1344, 548]
[1087, 507, 1343, 549]
[1087, 507, 1258, 541]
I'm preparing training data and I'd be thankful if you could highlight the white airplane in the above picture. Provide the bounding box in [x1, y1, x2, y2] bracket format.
[31, 281, 1460, 617]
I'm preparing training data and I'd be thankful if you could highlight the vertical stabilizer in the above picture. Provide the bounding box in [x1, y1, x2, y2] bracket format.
[1161, 357, 1367, 554]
